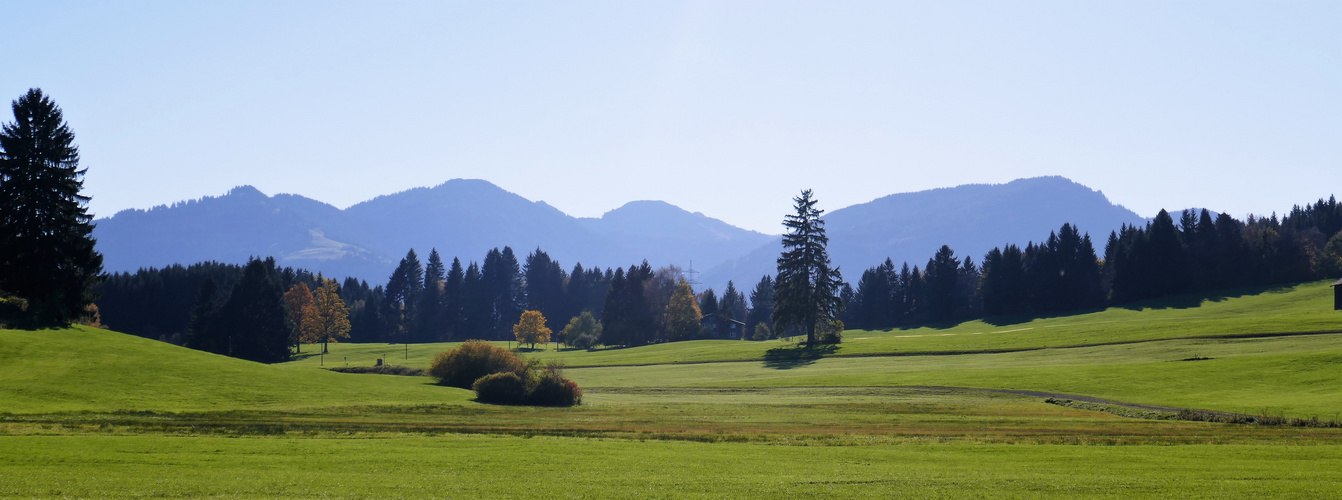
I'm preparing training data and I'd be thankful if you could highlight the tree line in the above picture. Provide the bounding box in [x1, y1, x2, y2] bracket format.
[845, 201, 1342, 330]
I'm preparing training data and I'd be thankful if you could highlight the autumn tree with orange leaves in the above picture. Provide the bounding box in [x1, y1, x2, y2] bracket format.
[282, 282, 319, 352]
[310, 279, 351, 353]
[513, 310, 551, 349]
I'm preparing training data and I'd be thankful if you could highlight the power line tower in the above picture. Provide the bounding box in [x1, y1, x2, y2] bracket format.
[684, 260, 702, 290]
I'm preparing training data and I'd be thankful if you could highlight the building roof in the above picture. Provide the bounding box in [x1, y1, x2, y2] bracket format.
[700, 314, 746, 326]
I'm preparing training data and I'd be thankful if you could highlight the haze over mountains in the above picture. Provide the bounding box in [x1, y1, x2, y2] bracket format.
[94, 177, 1145, 291]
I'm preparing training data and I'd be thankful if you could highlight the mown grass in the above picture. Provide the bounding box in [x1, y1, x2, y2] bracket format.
[14, 388, 1341, 446]
[2, 434, 1341, 498]
[279, 280, 1341, 369]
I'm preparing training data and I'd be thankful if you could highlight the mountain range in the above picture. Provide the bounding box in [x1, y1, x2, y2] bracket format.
[93, 176, 1146, 291]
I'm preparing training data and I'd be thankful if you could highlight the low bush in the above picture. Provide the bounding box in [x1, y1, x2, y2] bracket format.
[329, 365, 426, 376]
[752, 324, 772, 340]
[818, 320, 843, 344]
[472, 372, 529, 405]
[529, 368, 582, 406]
[429, 340, 526, 389]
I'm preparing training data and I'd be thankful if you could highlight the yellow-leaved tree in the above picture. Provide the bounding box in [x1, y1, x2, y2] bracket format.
[664, 279, 701, 341]
[308, 279, 351, 353]
[283, 282, 320, 352]
[513, 310, 551, 349]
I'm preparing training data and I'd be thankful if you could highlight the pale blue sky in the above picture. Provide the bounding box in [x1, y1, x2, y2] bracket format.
[3, 1, 1338, 234]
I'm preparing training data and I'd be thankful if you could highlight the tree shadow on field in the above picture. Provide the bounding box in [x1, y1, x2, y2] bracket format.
[763, 343, 839, 370]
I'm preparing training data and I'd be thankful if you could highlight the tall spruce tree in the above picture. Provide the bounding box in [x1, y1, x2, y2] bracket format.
[415, 249, 445, 342]
[772, 190, 842, 345]
[524, 248, 567, 333]
[382, 249, 423, 343]
[215, 258, 290, 363]
[442, 257, 465, 340]
[0, 89, 104, 326]
[744, 275, 774, 335]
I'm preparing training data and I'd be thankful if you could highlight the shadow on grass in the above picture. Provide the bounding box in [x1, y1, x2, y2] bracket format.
[763, 343, 839, 370]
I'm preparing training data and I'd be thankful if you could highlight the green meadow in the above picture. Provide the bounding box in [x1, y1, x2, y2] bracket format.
[3, 280, 1342, 497]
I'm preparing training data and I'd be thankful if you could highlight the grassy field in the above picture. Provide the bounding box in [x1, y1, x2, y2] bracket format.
[3, 279, 1342, 497]
[4, 435, 1342, 498]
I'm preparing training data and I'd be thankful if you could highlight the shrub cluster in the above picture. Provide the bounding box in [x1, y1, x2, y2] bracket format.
[429, 340, 526, 389]
[430, 340, 581, 406]
[472, 361, 583, 406]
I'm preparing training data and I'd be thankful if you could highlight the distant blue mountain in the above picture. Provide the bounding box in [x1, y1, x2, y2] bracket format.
[93, 179, 774, 282]
[94, 176, 1145, 293]
[701, 176, 1146, 291]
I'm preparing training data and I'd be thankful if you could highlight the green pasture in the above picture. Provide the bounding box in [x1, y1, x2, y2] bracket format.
[3, 280, 1342, 497]
[4, 435, 1341, 498]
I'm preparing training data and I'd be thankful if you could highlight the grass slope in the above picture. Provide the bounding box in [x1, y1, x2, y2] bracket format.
[0, 326, 465, 413]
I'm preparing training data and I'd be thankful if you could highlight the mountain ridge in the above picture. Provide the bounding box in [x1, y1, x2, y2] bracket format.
[94, 177, 1145, 293]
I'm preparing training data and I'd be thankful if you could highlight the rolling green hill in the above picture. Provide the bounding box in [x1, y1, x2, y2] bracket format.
[0, 326, 465, 413]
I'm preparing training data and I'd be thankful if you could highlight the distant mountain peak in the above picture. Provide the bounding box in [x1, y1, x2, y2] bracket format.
[226, 185, 266, 197]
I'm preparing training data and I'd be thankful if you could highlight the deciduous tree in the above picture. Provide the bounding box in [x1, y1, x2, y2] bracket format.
[664, 279, 701, 341]
[283, 282, 319, 350]
[513, 309, 551, 349]
[309, 279, 351, 353]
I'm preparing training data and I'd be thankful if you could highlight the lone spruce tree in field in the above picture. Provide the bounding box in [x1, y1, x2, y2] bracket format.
[0, 89, 104, 327]
[772, 189, 842, 345]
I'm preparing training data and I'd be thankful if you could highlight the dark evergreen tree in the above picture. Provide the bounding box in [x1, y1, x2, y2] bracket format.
[524, 248, 568, 333]
[185, 276, 225, 353]
[838, 282, 857, 327]
[853, 260, 894, 329]
[600, 263, 654, 346]
[698, 288, 719, 320]
[461, 262, 490, 339]
[980, 245, 1027, 316]
[719, 280, 747, 324]
[599, 267, 627, 346]
[957, 255, 981, 318]
[0, 88, 104, 326]
[1147, 209, 1191, 298]
[923, 245, 962, 322]
[483, 247, 525, 340]
[414, 249, 445, 342]
[442, 257, 465, 340]
[745, 275, 774, 335]
[214, 258, 290, 363]
[905, 265, 925, 324]
[772, 190, 843, 345]
[382, 249, 423, 343]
